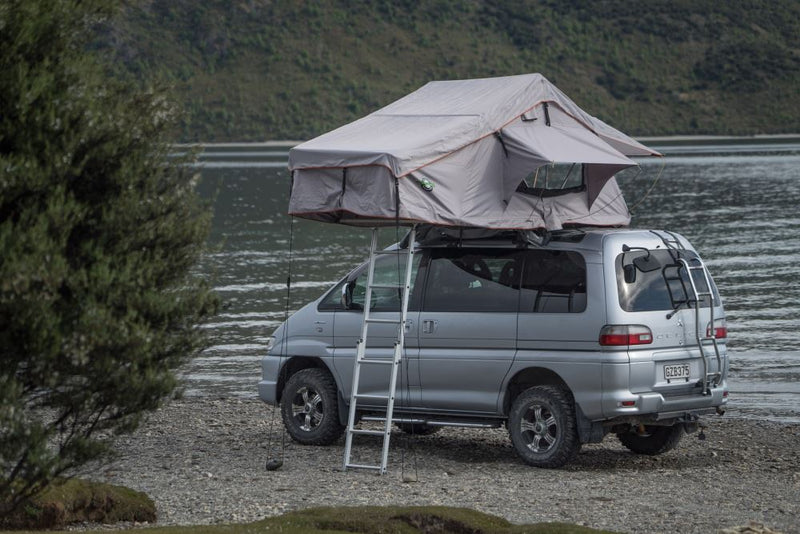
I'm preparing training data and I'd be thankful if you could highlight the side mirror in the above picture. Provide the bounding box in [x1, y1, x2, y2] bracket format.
[621, 244, 661, 284]
[341, 282, 353, 309]
[623, 263, 637, 284]
[633, 255, 661, 273]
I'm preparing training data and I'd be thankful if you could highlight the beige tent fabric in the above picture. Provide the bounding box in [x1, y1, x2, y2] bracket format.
[288, 73, 661, 230]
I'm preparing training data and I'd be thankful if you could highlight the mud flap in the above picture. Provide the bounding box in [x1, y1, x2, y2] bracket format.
[576, 404, 606, 443]
[338, 392, 349, 426]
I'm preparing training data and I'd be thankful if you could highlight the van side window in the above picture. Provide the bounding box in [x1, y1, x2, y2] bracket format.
[318, 279, 347, 310]
[519, 250, 587, 313]
[319, 254, 421, 312]
[422, 250, 520, 312]
[352, 253, 420, 312]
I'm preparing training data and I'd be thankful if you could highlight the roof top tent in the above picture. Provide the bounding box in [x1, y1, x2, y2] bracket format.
[284, 73, 663, 474]
[288, 73, 662, 232]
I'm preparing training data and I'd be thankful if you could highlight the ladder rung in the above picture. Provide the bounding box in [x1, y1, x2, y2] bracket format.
[374, 249, 410, 255]
[369, 283, 404, 289]
[357, 358, 394, 365]
[354, 393, 390, 401]
[345, 463, 383, 471]
[349, 429, 387, 437]
[365, 318, 402, 325]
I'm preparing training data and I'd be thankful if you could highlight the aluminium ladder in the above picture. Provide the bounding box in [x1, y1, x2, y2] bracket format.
[343, 225, 416, 474]
[652, 231, 722, 395]
[678, 256, 722, 395]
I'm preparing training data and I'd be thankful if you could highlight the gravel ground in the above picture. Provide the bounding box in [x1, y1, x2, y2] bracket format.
[84, 397, 800, 534]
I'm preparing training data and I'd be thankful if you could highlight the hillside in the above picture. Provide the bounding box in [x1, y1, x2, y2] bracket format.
[98, 0, 800, 142]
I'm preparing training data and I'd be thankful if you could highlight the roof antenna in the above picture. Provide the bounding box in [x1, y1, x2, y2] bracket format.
[266, 174, 297, 472]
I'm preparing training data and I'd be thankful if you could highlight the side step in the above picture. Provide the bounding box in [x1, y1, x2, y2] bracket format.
[360, 415, 503, 429]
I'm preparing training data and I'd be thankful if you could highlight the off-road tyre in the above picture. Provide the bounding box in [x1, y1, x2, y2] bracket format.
[280, 368, 345, 445]
[617, 424, 684, 455]
[508, 385, 580, 468]
[396, 422, 440, 436]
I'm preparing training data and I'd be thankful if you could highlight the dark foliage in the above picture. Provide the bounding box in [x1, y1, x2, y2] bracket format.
[694, 38, 800, 92]
[90, 0, 800, 140]
[0, 0, 217, 515]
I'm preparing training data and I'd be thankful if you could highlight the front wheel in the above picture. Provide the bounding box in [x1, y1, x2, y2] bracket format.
[617, 424, 684, 455]
[508, 385, 580, 468]
[280, 368, 345, 445]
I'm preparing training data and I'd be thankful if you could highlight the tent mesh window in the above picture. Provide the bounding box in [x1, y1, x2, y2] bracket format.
[517, 163, 585, 197]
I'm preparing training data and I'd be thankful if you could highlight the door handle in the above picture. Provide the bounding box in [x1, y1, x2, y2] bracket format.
[422, 319, 438, 334]
[405, 319, 413, 333]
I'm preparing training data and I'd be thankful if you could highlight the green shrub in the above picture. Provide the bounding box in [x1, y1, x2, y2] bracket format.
[0, 0, 217, 516]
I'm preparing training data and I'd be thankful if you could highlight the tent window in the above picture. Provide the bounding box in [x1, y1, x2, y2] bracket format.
[517, 163, 585, 197]
[526, 163, 583, 189]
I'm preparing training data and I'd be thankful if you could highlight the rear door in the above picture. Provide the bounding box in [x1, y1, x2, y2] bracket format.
[613, 248, 727, 398]
[514, 249, 606, 419]
[416, 248, 521, 414]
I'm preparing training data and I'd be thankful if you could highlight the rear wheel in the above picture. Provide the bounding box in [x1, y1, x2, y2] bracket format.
[508, 385, 580, 468]
[281, 368, 344, 445]
[617, 424, 684, 455]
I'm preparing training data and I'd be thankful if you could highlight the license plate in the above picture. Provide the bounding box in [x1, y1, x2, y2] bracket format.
[664, 363, 690, 381]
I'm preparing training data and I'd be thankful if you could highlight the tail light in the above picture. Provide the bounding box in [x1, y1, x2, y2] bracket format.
[706, 318, 727, 339]
[599, 325, 653, 346]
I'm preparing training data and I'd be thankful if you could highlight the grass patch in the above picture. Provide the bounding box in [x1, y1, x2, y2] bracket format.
[2, 505, 615, 533]
[0, 478, 155, 530]
[254, 506, 615, 533]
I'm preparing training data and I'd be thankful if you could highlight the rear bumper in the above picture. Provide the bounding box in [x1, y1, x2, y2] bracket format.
[603, 385, 728, 420]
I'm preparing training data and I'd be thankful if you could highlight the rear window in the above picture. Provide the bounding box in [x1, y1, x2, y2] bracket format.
[616, 249, 720, 312]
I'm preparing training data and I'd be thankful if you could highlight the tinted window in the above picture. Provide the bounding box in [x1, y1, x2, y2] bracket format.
[318, 279, 347, 311]
[616, 250, 720, 312]
[519, 250, 587, 313]
[423, 249, 520, 312]
[356, 253, 420, 311]
[319, 252, 421, 312]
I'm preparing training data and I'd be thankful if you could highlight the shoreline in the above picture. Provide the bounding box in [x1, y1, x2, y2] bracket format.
[174, 134, 800, 150]
[86, 396, 800, 534]
[636, 133, 800, 144]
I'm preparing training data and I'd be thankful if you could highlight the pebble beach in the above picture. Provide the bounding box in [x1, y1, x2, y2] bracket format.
[82, 397, 800, 534]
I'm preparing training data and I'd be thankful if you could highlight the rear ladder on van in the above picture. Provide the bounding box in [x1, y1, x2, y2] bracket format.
[652, 230, 722, 395]
[343, 226, 416, 474]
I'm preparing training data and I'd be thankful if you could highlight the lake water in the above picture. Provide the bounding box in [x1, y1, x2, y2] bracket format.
[190, 139, 800, 423]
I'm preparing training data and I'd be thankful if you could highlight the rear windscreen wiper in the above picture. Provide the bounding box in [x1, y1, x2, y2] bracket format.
[666, 299, 690, 319]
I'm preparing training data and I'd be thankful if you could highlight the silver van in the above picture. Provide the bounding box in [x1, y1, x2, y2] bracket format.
[258, 227, 728, 468]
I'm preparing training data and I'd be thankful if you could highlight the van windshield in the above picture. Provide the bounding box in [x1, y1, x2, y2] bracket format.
[616, 249, 721, 312]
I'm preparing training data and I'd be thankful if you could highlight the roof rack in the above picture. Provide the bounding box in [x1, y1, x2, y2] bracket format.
[398, 225, 592, 249]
